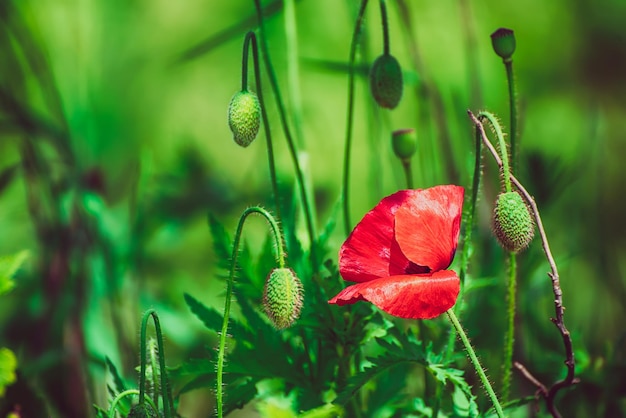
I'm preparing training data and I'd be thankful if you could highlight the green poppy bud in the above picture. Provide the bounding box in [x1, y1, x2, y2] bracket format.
[492, 191, 534, 253]
[491, 28, 516, 61]
[392, 128, 416, 161]
[369, 54, 403, 109]
[263, 267, 303, 329]
[228, 90, 261, 147]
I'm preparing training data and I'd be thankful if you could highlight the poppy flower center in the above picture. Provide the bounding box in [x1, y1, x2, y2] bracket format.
[404, 261, 431, 275]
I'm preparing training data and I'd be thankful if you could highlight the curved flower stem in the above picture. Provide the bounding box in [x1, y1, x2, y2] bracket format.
[139, 309, 173, 418]
[107, 389, 159, 418]
[477, 110, 517, 400]
[253, 0, 318, 269]
[342, 0, 370, 236]
[216, 206, 285, 418]
[469, 109, 576, 417]
[477, 111, 511, 193]
[446, 310, 505, 418]
[242, 31, 282, 227]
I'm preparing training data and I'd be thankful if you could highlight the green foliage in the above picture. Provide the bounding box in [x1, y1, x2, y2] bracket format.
[0, 348, 17, 398]
[0, 250, 28, 296]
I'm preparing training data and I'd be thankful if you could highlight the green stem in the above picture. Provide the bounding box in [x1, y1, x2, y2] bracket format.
[446, 310, 505, 418]
[401, 160, 413, 189]
[342, 0, 370, 235]
[503, 252, 517, 402]
[216, 206, 285, 418]
[379, 0, 390, 55]
[477, 111, 511, 193]
[242, 31, 282, 226]
[139, 309, 173, 418]
[283, 0, 304, 145]
[504, 59, 517, 173]
[107, 389, 159, 418]
[253, 0, 318, 269]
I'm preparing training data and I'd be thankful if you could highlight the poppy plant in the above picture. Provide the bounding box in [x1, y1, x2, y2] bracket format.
[329, 185, 464, 319]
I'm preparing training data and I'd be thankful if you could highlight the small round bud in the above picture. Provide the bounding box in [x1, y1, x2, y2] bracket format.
[392, 128, 416, 161]
[490, 28, 516, 61]
[228, 90, 261, 147]
[263, 267, 303, 329]
[369, 54, 403, 109]
[492, 191, 534, 253]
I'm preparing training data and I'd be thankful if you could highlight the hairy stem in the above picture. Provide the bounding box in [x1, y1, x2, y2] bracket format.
[503, 252, 516, 401]
[477, 111, 511, 193]
[216, 206, 285, 417]
[446, 310, 505, 418]
[139, 309, 173, 418]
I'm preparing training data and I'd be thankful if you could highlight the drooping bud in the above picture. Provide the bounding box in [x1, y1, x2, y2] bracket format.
[392, 128, 416, 161]
[490, 28, 516, 61]
[492, 191, 534, 253]
[228, 90, 261, 147]
[263, 268, 303, 329]
[369, 54, 403, 109]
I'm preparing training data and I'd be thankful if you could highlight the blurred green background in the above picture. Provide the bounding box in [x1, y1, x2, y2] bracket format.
[1, 0, 625, 416]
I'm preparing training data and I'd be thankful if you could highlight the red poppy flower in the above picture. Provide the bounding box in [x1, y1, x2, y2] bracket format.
[329, 185, 464, 319]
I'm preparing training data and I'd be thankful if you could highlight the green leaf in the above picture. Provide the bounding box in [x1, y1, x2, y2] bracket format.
[0, 250, 28, 296]
[183, 292, 249, 338]
[0, 347, 18, 397]
[207, 213, 233, 270]
[298, 403, 344, 418]
[105, 356, 129, 394]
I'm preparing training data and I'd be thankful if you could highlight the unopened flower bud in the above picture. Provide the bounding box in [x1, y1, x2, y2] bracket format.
[369, 54, 403, 109]
[263, 268, 303, 329]
[228, 90, 261, 147]
[492, 191, 534, 253]
[491, 28, 516, 61]
[392, 129, 416, 161]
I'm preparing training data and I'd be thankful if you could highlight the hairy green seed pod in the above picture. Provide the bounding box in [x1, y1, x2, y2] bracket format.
[493, 191, 534, 253]
[228, 90, 261, 147]
[263, 268, 303, 329]
[392, 128, 416, 161]
[369, 54, 403, 109]
[491, 28, 516, 61]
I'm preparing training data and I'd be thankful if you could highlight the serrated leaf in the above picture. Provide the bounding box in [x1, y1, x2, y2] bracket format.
[0, 348, 18, 397]
[105, 356, 128, 394]
[223, 377, 259, 415]
[334, 353, 414, 406]
[207, 213, 232, 270]
[183, 292, 249, 338]
[0, 250, 28, 296]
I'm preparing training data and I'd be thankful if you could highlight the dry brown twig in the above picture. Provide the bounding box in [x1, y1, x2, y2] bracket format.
[468, 110, 578, 418]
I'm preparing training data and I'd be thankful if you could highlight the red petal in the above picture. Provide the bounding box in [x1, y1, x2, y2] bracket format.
[394, 185, 464, 272]
[339, 190, 414, 282]
[328, 270, 460, 319]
